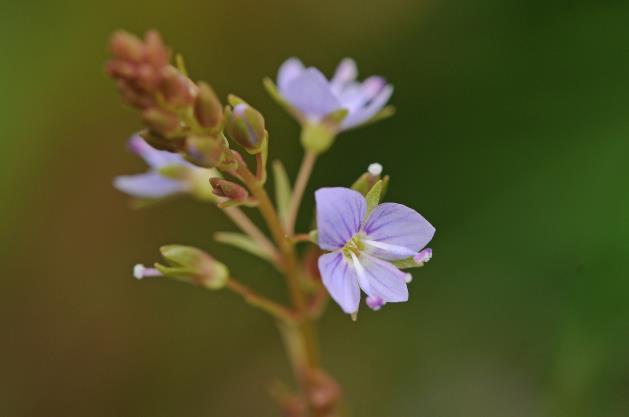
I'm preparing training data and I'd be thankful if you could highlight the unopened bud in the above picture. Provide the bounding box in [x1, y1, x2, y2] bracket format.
[156, 245, 229, 289]
[352, 163, 385, 196]
[185, 135, 225, 168]
[142, 108, 180, 136]
[160, 66, 194, 107]
[210, 178, 249, 201]
[225, 103, 267, 154]
[110, 31, 144, 61]
[194, 82, 223, 130]
[143, 30, 170, 68]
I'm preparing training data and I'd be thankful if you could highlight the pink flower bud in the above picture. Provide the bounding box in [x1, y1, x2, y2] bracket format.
[209, 178, 249, 201]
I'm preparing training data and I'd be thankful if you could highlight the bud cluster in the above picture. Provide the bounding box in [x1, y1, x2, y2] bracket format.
[106, 30, 270, 184]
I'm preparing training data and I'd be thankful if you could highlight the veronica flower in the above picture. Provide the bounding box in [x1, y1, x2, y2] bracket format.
[274, 58, 393, 132]
[316, 188, 435, 314]
[113, 134, 217, 201]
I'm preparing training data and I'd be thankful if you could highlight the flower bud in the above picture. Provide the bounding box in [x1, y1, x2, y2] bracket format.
[224, 103, 267, 154]
[351, 163, 386, 196]
[194, 82, 223, 130]
[142, 108, 180, 136]
[156, 245, 229, 289]
[143, 30, 170, 68]
[160, 66, 194, 107]
[110, 31, 144, 61]
[210, 178, 249, 201]
[185, 135, 225, 168]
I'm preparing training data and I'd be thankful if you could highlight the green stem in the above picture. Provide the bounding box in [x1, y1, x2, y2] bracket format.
[286, 151, 318, 235]
[226, 278, 295, 322]
[235, 161, 325, 415]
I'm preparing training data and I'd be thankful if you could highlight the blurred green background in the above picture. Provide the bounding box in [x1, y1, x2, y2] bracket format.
[2, 0, 629, 416]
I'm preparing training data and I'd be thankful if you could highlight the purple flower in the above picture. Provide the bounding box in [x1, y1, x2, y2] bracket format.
[276, 58, 393, 131]
[113, 134, 216, 200]
[316, 188, 435, 314]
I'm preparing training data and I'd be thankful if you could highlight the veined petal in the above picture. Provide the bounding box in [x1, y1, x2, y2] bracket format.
[113, 171, 185, 198]
[341, 84, 393, 130]
[362, 202, 435, 260]
[283, 68, 342, 119]
[330, 58, 357, 95]
[351, 253, 408, 303]
[318, 251, 360, 314]
[316, 187, 366, 250]
[128, 135, 189, 169]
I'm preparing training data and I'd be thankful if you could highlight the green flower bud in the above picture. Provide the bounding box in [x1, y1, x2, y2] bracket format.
[160, 66, 194, 107]
[224, 103, 267, 154]
[194, 82, 223, 130]
[142, 108, 180, 136]
[185, 135, 225, 168]
[156, 245, 229, 289]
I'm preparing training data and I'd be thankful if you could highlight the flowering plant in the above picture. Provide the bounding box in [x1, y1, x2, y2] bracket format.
[106, 30, 434, 416]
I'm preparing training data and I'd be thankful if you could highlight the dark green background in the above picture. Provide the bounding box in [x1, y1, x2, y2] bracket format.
[2, 1, 628, 416]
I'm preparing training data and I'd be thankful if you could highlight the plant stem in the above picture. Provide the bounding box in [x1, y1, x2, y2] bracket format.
[222, 206, 280, 264]
[286, 151, 317, 234]
[226, 278, 295, 322]
[235, 160, 326, 415]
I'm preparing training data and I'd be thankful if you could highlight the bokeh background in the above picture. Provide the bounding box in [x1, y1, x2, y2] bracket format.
[2, 0, 629, 416]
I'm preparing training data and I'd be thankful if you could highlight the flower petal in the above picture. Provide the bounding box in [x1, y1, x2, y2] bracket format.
[277, 57, 305, 95]
[128, 135, 189, 169]
[283, 68, 342, 119]
[351, 253, 408, 303]
[316, 187, 366, 250]
[362, 202, 435, 260]
[341, 83, 393, 130]
[318, 251, 360, 314]
[330, 58, 357, 95]
[113, 172, 185, 198]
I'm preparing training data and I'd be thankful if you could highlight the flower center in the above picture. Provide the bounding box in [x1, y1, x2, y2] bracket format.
[342, 234, 364, 259]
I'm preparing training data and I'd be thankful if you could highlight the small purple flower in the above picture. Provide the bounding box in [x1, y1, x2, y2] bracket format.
[276, 58, 393, 131]
[114, 134, 215, 200]
[316, 188, 435, 314]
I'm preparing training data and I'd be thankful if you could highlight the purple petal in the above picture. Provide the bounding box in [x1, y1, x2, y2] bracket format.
[341, 84, 393, 130]
[337, 76, 385, 111]
[128, 135, 189, 169]
[283, 68, 342, 119]
[318, 251, 360, 314]
[113, 172, 185, 198]
[351, 253, 408, 303]
[362, 203, 435, 261]
[316, 187, 366, 250]
[277, 57, 305, 95]
[330, 58, 357, 95]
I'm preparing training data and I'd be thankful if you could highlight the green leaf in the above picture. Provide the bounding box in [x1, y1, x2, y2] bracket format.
[365, 180, 383, 215]
[272, 160, 292, 227]
[214, 232, 274, 261]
